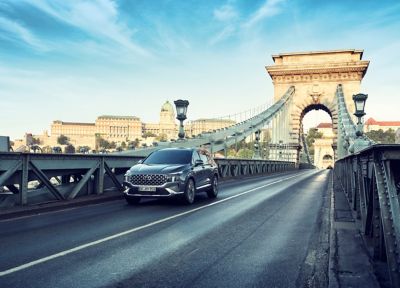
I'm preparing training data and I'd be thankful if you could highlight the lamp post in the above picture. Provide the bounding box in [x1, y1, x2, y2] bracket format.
[353, 93, 368, 137]
[253, 130, 261, 159]
[174, 99, 189, 141]
[349, 93, 371, 153]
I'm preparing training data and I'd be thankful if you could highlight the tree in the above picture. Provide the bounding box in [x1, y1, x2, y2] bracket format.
[77, 146, 90, 153]
[42, 146, 52, 153]
[57, 134, 69, 145]
[365, 129, 395, 144]
[237, 148, 253, 159]
[96, 135, 111, 150]
[156, 133, 168, 142]
[128, 138, 140, 149]
[64, 144, 75, 154]
[32, 137, 41, 145]
[305, 128, 323, 158]
[121, 141, 127, 149]
[143, 132, 157, 138]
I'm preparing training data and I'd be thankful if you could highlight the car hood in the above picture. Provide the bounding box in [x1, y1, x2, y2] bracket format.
[128, 164, 188, 174]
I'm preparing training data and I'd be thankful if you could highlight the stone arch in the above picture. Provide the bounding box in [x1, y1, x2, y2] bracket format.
[265, 49, 369, 164]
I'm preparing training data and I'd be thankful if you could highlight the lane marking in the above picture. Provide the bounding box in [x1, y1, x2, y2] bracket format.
[0, 170, 316, 277]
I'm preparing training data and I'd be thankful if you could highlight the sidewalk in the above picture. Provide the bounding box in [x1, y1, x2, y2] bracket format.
[329, 172, 380, 287]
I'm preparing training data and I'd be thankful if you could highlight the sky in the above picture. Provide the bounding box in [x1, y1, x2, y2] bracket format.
[1, 0, 399, 140]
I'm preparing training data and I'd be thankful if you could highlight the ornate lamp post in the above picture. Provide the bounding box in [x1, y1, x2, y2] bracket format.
[353, 93, 368, 137]
[349, 93, 371, 153]
[253, 130, 261, 159]
[174, 99, 189, 141]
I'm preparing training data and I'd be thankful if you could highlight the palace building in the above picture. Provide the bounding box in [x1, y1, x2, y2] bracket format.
[13, 101, 236, 151]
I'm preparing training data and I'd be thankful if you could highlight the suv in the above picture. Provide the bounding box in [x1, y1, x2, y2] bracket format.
[123, 147, 219, 205]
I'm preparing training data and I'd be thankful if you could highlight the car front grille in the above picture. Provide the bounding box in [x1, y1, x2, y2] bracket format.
[128, 174, 168, 186]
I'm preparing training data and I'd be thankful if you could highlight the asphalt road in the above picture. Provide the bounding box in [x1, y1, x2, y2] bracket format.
[0, 169, 331, 288]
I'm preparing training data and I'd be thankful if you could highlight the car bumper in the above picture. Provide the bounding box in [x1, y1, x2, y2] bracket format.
[122, 181, 185, 197]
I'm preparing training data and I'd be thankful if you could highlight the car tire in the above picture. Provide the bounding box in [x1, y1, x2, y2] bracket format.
[207, 175, 218, 199]
[125, 195, 141, 205]
[183, 178, 195, 204]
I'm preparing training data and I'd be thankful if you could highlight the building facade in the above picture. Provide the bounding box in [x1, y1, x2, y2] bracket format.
[364, 118, 400, 132]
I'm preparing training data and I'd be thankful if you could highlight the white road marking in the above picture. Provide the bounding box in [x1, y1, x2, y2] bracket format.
[0, 170, 316, 277]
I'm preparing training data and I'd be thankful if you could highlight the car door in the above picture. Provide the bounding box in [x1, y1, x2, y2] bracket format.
[191, 151, 205, 188]
[198, 150, 211, 187]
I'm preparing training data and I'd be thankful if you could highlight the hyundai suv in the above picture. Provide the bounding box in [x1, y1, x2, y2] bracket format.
[123, 147, 219, 205]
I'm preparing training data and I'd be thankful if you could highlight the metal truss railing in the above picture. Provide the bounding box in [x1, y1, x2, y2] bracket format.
[334, 144, 400, 287]
[120, 86, 295, 157]
[0, 152, 142, 206]
[215, 159, 295, 179]
[0, 152, 295, 207]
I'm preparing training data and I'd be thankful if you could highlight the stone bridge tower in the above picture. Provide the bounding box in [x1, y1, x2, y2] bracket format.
[265, 49, 369, 164]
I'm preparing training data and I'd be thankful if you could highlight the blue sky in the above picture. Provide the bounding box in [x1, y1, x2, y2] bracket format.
[1, 0, 400, 139]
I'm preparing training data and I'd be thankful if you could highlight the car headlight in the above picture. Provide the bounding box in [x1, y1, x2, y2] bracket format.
[167, 172, 183, 182]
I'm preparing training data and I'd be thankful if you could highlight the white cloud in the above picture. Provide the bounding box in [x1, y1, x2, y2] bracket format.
[243, 0, 285, 28]
[209, 25, 235, 45]
[0, 16, 48, 51]
[213, 4, 238, 22]
[27, 0, 151, 57]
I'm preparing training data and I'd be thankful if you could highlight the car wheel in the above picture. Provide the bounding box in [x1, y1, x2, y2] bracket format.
[207, 175, 218, 198]
[183, 178, 195, 204]
[125, 195, 141, 205]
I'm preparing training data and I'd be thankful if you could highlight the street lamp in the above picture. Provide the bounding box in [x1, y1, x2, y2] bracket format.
[352, 93, 368, 136]
[348, 93, 371, 154]
[253, 130, 261, 159]
[174, 99, 189, 140]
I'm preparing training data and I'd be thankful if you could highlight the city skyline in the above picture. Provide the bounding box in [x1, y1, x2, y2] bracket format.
[1, 0, 400, 139]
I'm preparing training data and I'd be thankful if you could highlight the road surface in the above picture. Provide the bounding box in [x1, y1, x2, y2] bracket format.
[0, 169, 331, 288]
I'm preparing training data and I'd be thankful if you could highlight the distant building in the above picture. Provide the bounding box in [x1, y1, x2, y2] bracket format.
[13, 100, 236, 151]
[143, 101, 177, 141]
[313, 122, 334, 169]
[364, 118, 400, 132]
[186, 118, 236, 137]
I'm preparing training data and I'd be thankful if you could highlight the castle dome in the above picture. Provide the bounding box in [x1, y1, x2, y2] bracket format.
[161, 101, 174, 114]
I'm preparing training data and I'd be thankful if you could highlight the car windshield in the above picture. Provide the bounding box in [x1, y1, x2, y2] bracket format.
[143, 150, 192, 165]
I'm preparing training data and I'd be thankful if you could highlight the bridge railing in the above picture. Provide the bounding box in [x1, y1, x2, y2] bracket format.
[0, 152, 142, 206]
[334, 144, 400, 287]
[0, 152, 296, 208]
[215, 158, 296, 179]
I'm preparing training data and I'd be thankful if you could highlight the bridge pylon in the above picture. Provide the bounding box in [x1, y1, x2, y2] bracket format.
[266, 49, 369, 165]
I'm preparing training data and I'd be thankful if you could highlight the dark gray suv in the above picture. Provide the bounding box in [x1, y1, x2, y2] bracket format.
[123, 148, 219, 205]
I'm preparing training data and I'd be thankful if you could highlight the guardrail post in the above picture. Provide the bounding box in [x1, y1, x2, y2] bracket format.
[19, 154, 29, 205]
[95, 157, 105, 194]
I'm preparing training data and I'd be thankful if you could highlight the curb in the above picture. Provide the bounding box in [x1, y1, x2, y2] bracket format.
[0, 193, 123, 220]
[328, 171, 340, 288]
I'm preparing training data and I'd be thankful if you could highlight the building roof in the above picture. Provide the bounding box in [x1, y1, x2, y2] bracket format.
[97, 115, 140, 120]
[365, 118, 400, 126]
[316, 123, 333, 129]
[272, 49, 364, 57]
[53, 121, 95, 126]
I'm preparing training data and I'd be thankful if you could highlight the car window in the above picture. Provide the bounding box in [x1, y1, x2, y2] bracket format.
[199, 153, 208, 164]
[192, 151, 201, 165]
[143, 150, 192, 164]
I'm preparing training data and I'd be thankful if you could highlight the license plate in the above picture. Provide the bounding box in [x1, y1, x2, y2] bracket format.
[138, 186, 157, 192]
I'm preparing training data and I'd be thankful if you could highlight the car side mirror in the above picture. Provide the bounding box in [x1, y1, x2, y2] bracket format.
[137, 159, 143, 164]
[195, 159, 204, 166]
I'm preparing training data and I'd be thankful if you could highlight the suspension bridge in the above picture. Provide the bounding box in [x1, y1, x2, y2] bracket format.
[0, 49, 399, 287]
